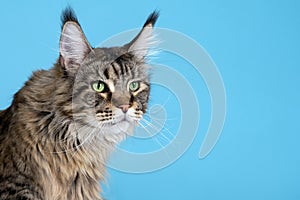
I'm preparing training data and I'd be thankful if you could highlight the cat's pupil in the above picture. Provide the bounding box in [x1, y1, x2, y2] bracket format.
[97, 81, 102, 89]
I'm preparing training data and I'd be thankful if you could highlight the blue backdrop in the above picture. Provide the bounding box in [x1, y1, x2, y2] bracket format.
[1, 0, 300, 199]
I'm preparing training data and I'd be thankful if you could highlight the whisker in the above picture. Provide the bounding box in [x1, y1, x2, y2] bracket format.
[141, 118, 173, 144]
[137, 121, 166, 149]
[142, 112, 177, 121]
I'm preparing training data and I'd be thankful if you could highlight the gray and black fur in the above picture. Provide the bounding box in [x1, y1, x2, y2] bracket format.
[0, 7, 159, 200]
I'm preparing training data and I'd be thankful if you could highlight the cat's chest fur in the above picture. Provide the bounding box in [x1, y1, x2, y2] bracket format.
[38, 144, 105, 200]
[0, 108, 108, 200]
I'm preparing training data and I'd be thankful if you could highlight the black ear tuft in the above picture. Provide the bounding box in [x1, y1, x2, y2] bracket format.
[143, 10, 160, 27]
[61, 6, 79, 28]
[126, 10, 160, 60]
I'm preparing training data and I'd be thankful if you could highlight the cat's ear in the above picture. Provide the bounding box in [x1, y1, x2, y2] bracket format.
[59, 7, 92, 73]
[127, 11, 159, 60]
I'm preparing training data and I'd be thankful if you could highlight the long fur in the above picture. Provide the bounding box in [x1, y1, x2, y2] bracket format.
[0, 8, 158, 200]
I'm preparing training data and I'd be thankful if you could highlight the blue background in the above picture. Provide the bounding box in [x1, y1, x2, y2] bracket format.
[1, 0, 300, 199]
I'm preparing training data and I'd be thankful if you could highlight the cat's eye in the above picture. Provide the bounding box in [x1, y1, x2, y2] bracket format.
[92, 81, 106, 93]
[129, 81, 140, 92]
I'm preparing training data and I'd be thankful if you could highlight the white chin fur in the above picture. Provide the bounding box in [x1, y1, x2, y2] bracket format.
[109, 120, 132, 134]
[101, 121, 134, 144]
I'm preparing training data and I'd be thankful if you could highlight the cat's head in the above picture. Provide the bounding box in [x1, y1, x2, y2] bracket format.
[58, 8, 159, 141]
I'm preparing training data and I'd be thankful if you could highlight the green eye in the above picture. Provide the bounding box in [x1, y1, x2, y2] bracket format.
[92, 81, 105, 92]
[129, 81, 140, 92]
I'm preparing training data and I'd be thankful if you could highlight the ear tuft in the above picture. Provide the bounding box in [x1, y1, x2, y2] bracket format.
[143, 10, 159, 28]
[127, 11, 160, 60]
[59, 7, 92, 72]
[61, 6, 79, 27]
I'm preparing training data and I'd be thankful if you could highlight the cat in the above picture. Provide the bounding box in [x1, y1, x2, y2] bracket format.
[0, 7, 159, 200]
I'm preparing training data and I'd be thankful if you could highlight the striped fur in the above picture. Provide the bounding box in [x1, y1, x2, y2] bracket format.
[0, 7, 159, 200]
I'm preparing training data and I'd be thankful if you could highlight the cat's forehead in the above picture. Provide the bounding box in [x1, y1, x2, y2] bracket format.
[91, 47, 127, 62]
[81, 47, 149, 82]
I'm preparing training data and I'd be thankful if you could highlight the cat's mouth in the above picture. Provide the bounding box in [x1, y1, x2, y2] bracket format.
[96, 110, 141, 134]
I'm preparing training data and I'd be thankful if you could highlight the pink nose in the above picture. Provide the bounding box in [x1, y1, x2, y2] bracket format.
[118, 104, 130, 113]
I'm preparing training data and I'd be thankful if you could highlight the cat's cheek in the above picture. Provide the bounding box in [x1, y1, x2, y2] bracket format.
[135, 91, 150, 112]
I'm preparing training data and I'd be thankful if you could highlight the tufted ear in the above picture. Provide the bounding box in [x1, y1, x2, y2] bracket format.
[127, 11, 159, 60]
[59, 7, 92, 73]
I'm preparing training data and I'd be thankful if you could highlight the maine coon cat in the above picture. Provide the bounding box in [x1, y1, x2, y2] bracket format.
[0, 7, 159, 200]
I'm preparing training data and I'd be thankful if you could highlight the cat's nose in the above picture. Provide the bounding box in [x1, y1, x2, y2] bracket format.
[118, 104, 130, 113]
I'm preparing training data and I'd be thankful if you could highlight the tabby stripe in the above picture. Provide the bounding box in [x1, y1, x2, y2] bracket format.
[103, 68, 109, 79]
[130, 95, 134, 104]
[119, 64, 124, 76]
[115, 59, 125, 76]
[126, 64, 132, 77]
[111, 62, 119, 78]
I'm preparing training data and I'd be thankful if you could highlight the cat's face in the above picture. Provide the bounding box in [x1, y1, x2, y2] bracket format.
[59, 9, 158, 141]
[72, 48, 150, 136]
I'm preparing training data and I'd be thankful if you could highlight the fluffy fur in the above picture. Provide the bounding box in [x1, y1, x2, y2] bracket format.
[0, 7, 159, 200]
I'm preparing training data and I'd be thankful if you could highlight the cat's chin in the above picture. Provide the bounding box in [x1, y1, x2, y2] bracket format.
[98, 120, 134, 143]
[101, 119, 134, 135]
[109, 120, 132, 134]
